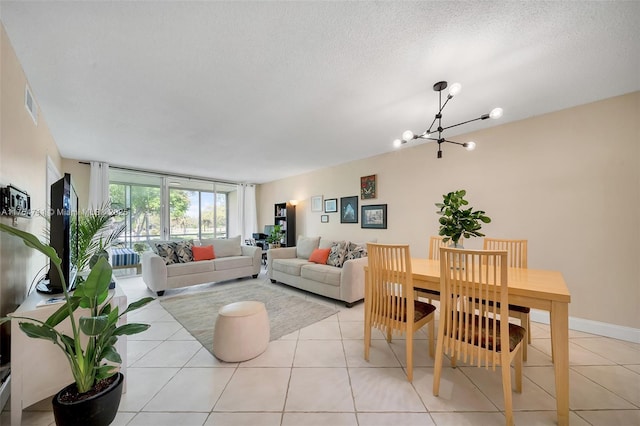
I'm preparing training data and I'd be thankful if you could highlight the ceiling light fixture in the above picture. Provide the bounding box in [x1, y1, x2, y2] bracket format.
[393, 81, 503, 158]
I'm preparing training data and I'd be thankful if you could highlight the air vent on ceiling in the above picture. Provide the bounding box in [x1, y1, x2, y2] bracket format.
[24, 84, 38, 125]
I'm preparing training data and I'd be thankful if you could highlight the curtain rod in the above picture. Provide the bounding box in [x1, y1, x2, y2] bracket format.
[78, 161, 255, 186]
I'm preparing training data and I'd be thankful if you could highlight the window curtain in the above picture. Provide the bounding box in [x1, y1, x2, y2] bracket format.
[88, 161, 110, 211]
[237, 184, 258, 242]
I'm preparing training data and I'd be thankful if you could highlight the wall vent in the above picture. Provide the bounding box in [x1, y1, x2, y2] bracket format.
[24, 84, 38, 125]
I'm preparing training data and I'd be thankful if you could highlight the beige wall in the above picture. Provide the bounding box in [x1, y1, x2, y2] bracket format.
[258, 92, 640, 330]
[0, 25, 64, 361]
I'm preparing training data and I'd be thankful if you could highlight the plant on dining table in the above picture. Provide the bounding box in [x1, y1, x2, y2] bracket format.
[435, 189, 491, 246]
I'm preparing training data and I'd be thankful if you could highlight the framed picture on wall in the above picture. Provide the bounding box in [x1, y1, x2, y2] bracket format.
[324, 198, 337, 213]
[340, 196, 358, 223]
[321, 215, 329, 223]
[361, 204, 387, 229]
[311, 195, 323, 212]
[360, 174, 377, 199]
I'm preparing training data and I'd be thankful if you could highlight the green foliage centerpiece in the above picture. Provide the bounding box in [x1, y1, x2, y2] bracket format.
[435, 189, 491, 247]
[0, 223, 153, 402]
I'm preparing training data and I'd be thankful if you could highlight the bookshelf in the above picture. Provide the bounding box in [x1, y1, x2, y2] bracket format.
[274, 202, 296, 247]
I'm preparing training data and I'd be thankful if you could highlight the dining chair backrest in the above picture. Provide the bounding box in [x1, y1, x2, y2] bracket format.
[483, 238, 528, 268]
[439, 247, 510, 367]
[428, 236, 446, 260]
[366, 243, 415, 336]
[436, 247, 524, 426]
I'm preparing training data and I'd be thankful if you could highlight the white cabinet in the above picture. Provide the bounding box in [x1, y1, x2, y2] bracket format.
[8, 285, 127, 425]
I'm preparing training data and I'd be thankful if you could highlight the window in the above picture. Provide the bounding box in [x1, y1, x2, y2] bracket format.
[109, 169, 237, 249]
[168, 178, 232, 240]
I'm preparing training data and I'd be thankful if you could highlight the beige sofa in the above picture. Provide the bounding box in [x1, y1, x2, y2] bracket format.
[142, 235, 262, 296]
[267, 236, 368, 307]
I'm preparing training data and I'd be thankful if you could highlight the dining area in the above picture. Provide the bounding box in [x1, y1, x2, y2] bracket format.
[363, 233, 571, 426]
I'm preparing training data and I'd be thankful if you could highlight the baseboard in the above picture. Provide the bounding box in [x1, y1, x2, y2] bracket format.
[0, 373, 10, 412]
[530, 309, 640, 343]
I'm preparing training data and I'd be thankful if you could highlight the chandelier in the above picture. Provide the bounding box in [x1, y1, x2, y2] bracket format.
[393, 81, 503, 158]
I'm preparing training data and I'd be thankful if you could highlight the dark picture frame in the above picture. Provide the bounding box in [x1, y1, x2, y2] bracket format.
[324, 198, 337, 213]
[340, 196, 358, 223]
[321, 215, 329, 223]
[361, 204, 387, 229]
[360, 174, 377, 199]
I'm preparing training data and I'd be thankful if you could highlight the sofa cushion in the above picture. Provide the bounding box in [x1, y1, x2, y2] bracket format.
[214, 255, 253, 271]
[166, 259, 215, 277]
[326, 241, 347, 268]
[175, 240, 194, 263]
[200, 235, 242, 258]
[155, 242, 178, 265]
[272, 258, 310, 276]
[296, 236, 320, 259]
[301, 264, 342, 286]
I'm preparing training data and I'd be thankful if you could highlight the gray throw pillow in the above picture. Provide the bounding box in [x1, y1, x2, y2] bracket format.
[344, 241, 368, 261]
[175, 240, 194, 263]
[326, 241, 347, 268]
[155, 242, 178, 265]
[296, 236, 321, 259]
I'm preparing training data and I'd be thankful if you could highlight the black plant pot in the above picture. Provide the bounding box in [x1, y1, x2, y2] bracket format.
[52, 373, 124, 426]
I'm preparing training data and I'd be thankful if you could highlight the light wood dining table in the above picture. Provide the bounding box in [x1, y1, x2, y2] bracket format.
[408, 258, 572, 426]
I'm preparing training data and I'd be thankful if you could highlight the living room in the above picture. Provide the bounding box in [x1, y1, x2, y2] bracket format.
[1, 2, 639, 425]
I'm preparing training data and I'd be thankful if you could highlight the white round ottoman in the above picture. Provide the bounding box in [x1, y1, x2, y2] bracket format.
[212, 301, 270, 362]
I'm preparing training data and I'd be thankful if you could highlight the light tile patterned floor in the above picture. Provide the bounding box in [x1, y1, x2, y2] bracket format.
[2, 273, 639, 426]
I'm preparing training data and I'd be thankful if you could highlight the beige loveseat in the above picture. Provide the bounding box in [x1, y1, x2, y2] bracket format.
[267, 236, 368, 307]
[142, 235, 262, 296]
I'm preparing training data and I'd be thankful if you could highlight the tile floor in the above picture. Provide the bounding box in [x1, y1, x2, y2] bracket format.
[2, 272, 639, 426]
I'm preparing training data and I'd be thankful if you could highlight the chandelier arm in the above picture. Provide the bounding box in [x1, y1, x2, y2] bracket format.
[441, 115, 486, 131]
[416, 136, 439, 141]
[441, 139, 465, 147]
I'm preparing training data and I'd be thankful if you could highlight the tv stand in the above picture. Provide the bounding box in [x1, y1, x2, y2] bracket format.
[8, 284, 127, 426]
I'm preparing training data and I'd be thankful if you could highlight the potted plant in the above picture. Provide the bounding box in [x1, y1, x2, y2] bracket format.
[0, 223, 154, 426]
[73, 204, 127, 277]
[266, 224, 284, 249]
[435, 189, 491, 247]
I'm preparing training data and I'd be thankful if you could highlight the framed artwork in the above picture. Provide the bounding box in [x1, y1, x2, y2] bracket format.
[361, 204, 387, 229]
[311, 195, 323, 212]
[360, 174, 377, 199]
[340, 196, 358, 223]
[324, 198, 338, 213]
[321, 215, 329, 223]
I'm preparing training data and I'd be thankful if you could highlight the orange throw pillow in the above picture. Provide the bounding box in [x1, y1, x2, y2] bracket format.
[192, 245, 215, 261]
[308, 247, 331, 264]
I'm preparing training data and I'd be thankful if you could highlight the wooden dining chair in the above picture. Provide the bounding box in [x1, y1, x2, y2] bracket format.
[417, 236, 449, 303]
[364, 243, 436, 382]
[434, 247, 525, 426]
[483, 238, 530, 360]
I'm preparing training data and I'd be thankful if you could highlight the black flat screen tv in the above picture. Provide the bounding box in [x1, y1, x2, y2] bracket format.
[37, 173, 78, 294]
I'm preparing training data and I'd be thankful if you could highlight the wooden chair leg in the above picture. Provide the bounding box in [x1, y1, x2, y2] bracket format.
[515, 344, 523, 393]
[501, 359, 515, 426]
[406, 330, 414, 382]
[433, 333, 444, 396]
[364, 323, 372, 361]
[428, 319, 435, 358]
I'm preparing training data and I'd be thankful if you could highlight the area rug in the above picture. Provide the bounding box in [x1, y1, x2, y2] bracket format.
[159, 281, 338, 354]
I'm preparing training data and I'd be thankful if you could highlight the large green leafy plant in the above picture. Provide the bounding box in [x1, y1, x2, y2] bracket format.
[435, 189, 491, 246]
[0, 223, 154, 394]
[73, 204, 127, 273]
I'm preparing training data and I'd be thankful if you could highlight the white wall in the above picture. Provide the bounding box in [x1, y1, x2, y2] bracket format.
[0, 25, 64, 362]
[258, 92, 640, 332]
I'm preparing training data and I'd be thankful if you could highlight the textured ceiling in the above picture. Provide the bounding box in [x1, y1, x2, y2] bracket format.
[1, 1, 638, 184]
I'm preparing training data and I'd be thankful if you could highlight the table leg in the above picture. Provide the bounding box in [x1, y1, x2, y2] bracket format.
[551, 301, 569, 426]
